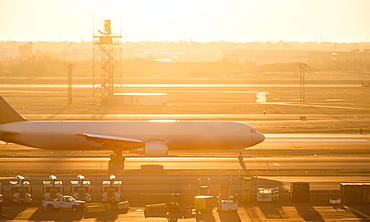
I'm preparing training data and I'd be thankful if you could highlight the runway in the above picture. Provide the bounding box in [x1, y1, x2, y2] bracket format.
[0, 134, 369, 171]
[0, 156, 369, 171]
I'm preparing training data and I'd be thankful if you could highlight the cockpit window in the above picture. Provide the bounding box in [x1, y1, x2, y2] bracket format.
[250, 129, 257, 133]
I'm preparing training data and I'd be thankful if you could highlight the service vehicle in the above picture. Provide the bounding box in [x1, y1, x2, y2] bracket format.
[43, 175, 63, 200]
[10, 175, 32, 204]
[71, 175, 92, 202]
[102, 175, 122, 203]
[42, 195, 85, 212]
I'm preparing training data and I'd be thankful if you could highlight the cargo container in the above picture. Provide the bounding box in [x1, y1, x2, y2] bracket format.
[194, 195, 213, 213]
[363, 183, 370, 203]
[341, 183, 363, 204]
[291, 182, 310, 203]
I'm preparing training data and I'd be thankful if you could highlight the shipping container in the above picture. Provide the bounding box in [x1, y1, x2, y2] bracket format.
[340, 183, 363, 204]
[291, 182, 310, 203]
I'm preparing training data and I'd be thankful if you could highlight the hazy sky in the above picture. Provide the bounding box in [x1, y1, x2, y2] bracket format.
[1, 0, 369, 42]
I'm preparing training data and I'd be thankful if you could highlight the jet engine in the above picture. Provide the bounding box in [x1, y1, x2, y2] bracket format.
[130, 141, 168, 156]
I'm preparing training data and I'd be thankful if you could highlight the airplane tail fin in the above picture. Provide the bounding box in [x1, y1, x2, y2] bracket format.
[0, 96, 27, 124]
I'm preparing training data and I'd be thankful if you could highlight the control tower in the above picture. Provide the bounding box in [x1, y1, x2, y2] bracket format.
[93, 20, 122, 105]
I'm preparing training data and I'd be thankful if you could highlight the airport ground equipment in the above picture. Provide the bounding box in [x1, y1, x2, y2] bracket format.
[198, 178, 210, 196]
[291, 182, 310, 203]
[71, 175, 92, 202]
[216, 176, 238, 211]
[340, 183, 370, 204]
[43, 175, 63, 201]
[256, 187, 279, 202]
[10, 175, 32, 204]
[101, 175, 122, 203]
[144, 202, 194, 222]
[144, 203, 168, 218]
[217, 199, 238, 211]
[43, 195, 85, 212]
[194, 195, 213, 213]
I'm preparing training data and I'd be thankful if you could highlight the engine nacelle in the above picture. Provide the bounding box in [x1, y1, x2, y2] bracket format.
[130, 141, 168, 156]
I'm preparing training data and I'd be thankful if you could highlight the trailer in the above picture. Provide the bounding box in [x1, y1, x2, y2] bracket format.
[43, 175, 63, 201]
[102, 175, 122, 203]
[10, 175, 32, 204]
[71, 175, 91, 202]
[144, 202, 194, 222]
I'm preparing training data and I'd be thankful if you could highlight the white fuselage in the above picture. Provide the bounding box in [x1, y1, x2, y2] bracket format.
[0, 121, 264, 151]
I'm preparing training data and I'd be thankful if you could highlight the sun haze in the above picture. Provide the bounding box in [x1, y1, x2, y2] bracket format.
[0, 0, 370, 42]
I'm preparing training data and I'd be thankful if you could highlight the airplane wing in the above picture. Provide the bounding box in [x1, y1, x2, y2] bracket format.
[75, 133, 144, 148]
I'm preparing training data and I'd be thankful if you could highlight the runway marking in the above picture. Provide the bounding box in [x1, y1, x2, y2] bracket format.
[272, 163, 280, 166]
[14, 207, 38, 220]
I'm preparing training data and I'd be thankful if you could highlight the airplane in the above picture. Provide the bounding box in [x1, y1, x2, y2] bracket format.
[0, 96, 265, 170]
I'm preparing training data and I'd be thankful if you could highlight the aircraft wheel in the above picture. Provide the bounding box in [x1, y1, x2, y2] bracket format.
[108, 160, 125, 171]
[238, 155, 244, 161]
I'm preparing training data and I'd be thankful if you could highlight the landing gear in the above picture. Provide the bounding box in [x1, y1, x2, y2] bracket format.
[109, 149, 125, 171]
[238, 152, 244, 161]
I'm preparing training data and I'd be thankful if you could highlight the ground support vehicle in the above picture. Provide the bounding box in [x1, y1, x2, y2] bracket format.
[10, 176, 32, 204]
[71, 175, 92, 202]
[42, 196, 85, 212]
[102, 175, 122, 203]
[43, 175, 63, 201]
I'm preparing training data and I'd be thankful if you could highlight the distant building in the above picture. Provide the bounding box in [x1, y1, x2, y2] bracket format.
[0, 47, 18, 59]
[222, 50, 308, 65]
[18, 42, 33, 59]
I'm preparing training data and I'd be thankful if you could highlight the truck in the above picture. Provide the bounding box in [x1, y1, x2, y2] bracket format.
[71, 175, 92, 202]
[43, 175, 63, 201]
[10, 175, 32, 204]
[43, 196, 85, 212]
[102, 175, 122, 203]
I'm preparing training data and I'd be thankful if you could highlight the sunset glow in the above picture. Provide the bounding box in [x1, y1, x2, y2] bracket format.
[1, 0, 370, 42]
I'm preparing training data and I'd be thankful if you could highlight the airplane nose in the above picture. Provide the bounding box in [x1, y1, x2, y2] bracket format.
[253, 132, 265, 145]
[258, 132, 265, 143]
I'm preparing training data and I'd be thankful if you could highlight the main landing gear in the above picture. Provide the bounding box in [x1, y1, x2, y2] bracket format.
[108, 149, 125, 171]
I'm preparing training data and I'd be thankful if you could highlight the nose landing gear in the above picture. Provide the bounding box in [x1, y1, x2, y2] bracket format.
[238, 152, 244, 161]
